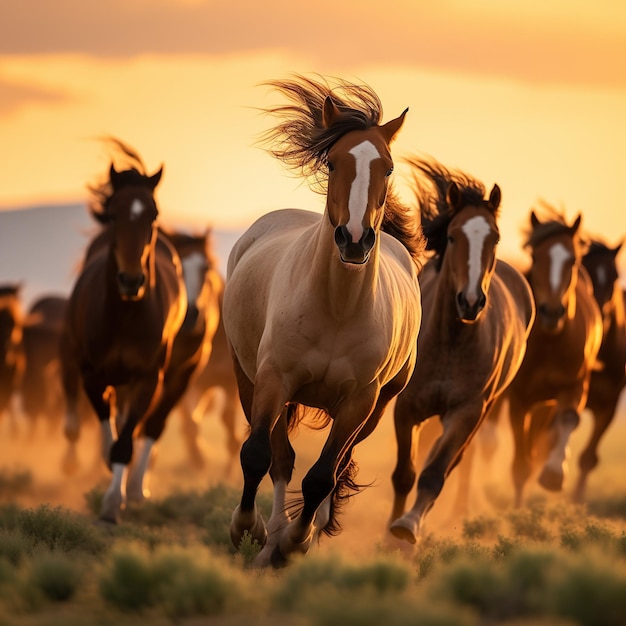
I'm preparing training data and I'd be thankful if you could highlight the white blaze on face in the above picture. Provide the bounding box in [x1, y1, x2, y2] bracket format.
[549, 243, 572, 293]
[130, 198, 145, 220]
[346, 140, 381, 242]
[462, 215, 491, 305]
[181, 251, 205, 303]
[595, 266, 607, 287]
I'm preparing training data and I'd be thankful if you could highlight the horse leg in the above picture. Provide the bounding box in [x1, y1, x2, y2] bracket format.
[220, 379, 243, 479]
[230, 359, 285, 549]
[273, 389, 378, 565]
[59, 348, 85, 474]
[390, 402, 483, 544]
[538, 401, 581, 492]
[100, 372, 162, 523]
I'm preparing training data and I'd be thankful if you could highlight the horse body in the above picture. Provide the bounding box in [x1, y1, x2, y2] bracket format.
[224, 76, 423, 567]
[574, 240, 626, 501]
[0, 285, 25, 419]
[61, 148, 187, 522]
[389, 160, 534, 544]
[505, 209, 602, 506]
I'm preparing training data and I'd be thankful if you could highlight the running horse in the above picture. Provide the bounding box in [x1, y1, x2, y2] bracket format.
[124, 227, 222, 500]
[60, 142, 187, 522]
[223, 76, 423, 567]
[388, 158, 535, 544]
[505, 207, 602, 506]
[0, 284, 25, 420]
[574, 238, 625, 502]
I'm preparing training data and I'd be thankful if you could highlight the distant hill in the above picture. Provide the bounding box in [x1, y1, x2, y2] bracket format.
[0, 203, 242, 311]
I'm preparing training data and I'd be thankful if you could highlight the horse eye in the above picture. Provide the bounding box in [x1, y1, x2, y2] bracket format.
[326, 161, 335, 173]
[447, 235, 455, 244]
[386, 167, 394, 177]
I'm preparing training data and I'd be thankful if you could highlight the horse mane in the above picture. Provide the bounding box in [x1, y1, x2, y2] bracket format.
[523, 200, 581, 249]
[404, 155, 488, 269]
[382, 188, 425, 268]
[583, 238, 612, 259]
[259, 74, 383, 194]
[159, 227, 219, 272]
[88, 137, 156, 225]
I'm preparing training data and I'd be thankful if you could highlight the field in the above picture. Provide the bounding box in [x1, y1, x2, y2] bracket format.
[0, 396, 625, 626]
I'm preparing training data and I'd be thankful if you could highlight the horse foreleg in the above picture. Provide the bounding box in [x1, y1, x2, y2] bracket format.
[390, 403, 483, 544]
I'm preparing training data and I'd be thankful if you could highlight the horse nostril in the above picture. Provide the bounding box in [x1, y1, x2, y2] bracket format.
[117, 272, 145, 293]
[334, 225, 351, 247]
[478, 293, 486, 309]
[456, 291, 467, 310]
[361, 228, 376, 251]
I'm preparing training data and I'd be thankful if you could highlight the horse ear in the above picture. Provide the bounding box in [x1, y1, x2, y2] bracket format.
[530, 210, 540, 228]
[613, 240, 623, 256]
[446, 181, 462, 211]
[488, 184, 501, 211]
[570, 213, 582, 234]
[380, 108, 409, 144]
[322, 96, 341, 129]
[109, 164, 121, 190]
[148, 166, 163, 190]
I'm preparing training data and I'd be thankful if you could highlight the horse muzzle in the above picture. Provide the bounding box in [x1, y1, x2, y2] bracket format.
[456, 290, 486, 323]
[537, 303, 566, 333]
[117, 271, 146, 300]
[334, 226, 376, 265]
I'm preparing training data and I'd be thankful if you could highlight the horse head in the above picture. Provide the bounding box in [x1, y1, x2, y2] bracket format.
[445, 182, 501, 322]
[105, 164, 162, 301]
[582, 239, 622, 316]
[324, 98, 408, 266]
[526, 210, 582, 333]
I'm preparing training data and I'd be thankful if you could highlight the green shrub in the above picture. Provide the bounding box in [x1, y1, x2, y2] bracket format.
[28, 551, 82, 602]
[99, 548, 156, 611]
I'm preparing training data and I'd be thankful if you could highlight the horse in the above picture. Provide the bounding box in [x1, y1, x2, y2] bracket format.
[573, 238, 626, 501]
[60, 141, 187, 523]
[122, 227, 223, 500]
[223, 75, 423, 567]
[0, 284, 25, 421]
[19, 295, 69, 434]
[503, 207, 602, 507]
[176, 286, 243, 475]
[388, 158, 535, 544]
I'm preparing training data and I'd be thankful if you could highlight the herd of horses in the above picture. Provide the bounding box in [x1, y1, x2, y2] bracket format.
[1, 76, 624, 568]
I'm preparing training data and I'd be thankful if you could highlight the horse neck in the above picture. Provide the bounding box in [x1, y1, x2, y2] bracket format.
[309, 214, 380, 319]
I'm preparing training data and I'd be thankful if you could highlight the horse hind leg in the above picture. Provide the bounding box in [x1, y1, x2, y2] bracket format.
[538, 407, 580, 492]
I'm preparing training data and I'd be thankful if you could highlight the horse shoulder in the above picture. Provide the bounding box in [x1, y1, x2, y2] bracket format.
[494, 259, 535, 332]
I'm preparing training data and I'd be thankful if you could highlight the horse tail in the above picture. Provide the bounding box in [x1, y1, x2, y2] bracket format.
[289, 403, 331, 433]
[321, 457, 370, 538]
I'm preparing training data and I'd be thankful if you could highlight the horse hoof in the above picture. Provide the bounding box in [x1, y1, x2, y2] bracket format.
[270, 544, 289, 569]
[389, 518, 418, 544]
[96, 514, 119, 526]
[538, 466, 564, 492]
[230, 506, 267, 549]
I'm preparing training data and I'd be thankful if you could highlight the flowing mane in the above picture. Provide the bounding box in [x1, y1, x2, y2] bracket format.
[404, 156, 488, 267]
[260, 75, 423, 266]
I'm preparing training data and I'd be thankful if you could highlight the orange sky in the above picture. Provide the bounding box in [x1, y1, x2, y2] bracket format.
[1, 0, 625, 262]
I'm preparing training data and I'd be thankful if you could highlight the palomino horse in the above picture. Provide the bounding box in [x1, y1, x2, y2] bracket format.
[60, 143, 187, 522]
[177, 287, 243, 475]
[223, 76, 423, 567]
[0, 285, 25, 420]
[388, 158, 535, 544]
[123, 227, 222, 500]
[504, 208, 602, 506]
[574, 238, 625, 501]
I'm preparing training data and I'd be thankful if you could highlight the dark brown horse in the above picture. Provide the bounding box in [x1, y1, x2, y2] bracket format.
[574, 238, 626, 501]
[388, 158, 535, 544]
[504, 207, 602, 506]
[224, 76, 423, 566]
[60, 143, 187, 523]
[123, 227, 222, 501]
[0, 285, 25, 420]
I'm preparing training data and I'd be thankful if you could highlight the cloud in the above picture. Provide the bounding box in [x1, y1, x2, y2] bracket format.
[2, 1, 625, 88]
[0, 77, 73, 114]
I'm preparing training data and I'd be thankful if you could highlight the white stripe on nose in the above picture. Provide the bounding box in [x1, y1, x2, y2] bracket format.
[462, 215, 491, 305]
[549, 243, 572, 293]
[346, 140, 380, 242]
[181, 251, 205, 303]
[130, 198, 145, 220]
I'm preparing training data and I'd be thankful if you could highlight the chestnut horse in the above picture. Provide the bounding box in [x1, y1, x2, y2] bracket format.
[60, 145, 187, 522]
[574, 238, 626, 501]
[223, 76, 423, 566]
[123, 227, 222, 500]
[0, 284, 25, 420]
[388, 158, 535, 544]
[504, 208, 602, 506]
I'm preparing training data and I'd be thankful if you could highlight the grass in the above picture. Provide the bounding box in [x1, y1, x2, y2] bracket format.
[0, 478, 624, 625]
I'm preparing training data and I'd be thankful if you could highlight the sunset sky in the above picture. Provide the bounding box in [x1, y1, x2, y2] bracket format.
[1, 0, 625, 263]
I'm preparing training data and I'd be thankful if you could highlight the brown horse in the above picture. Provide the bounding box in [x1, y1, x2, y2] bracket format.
[388, 158, 535, 544]
[504, 207, 602, 506]
[224, 76, 423, 567]
[60, 143, 187, 523]
[123, 227, 222, 500]
[176, 286, 243, 475]
[0, 284, 25, 420]
[574, 238, 626, 501]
